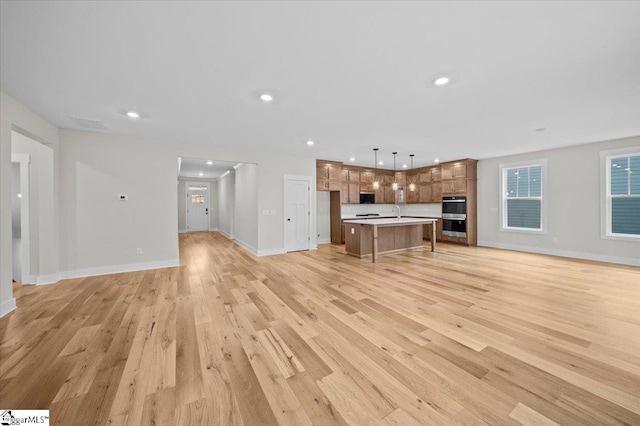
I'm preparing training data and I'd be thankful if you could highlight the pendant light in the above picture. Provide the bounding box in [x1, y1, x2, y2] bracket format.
[373, 148, 380, 190]
[409, 154, 416, 191]
[392, 152, 398, 191]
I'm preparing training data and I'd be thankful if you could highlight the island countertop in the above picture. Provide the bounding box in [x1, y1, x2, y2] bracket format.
[343, 217, 437, 226]
[343, 218, 437, 262]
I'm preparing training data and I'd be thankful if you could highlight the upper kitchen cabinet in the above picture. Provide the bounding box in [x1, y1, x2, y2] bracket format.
[317, 161, 342, 191]
[394, 172, 407, 191]
[338, 165, 368, 204]
[359, 170, 375, 192]
[441, 159, 477, 195]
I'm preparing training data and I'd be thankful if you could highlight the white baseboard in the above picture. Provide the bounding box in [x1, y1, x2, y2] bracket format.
[21, 274, 36, 285]
[178, 228, 188, 234]
[234, 239, 258, 255]
[477, 241, 640, 267]
[29, 259, 181, 285]
[36, 274, 61, 285]
[317, 238, 331, 244]
[257, 248, 286, 257]
[218, 230, 235, 240]
[208, 227, 218, 232]
[0, 298, 17, 318]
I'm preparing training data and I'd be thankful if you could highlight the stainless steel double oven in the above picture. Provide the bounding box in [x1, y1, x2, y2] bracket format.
[442, 196, 467, 238]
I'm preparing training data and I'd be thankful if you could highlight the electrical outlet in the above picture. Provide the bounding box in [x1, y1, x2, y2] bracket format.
[270, 210, 276, 215]
[490, 207, 498, 213]
[552, 237, 558, 243]
[118, 194, 128, 201]
[136, 248, 143, 255]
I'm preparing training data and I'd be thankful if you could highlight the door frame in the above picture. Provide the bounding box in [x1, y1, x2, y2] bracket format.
[11, 153, 32, 284]
[185, 181, 211, 232]
[283, 175, 312, 252]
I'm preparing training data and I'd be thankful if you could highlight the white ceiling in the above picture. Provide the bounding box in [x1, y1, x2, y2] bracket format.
[1, 1, 639, 168]
[178, 157, 239, 180]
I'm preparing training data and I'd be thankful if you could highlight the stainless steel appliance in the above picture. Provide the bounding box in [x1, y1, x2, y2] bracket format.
[442, 196, 467, 238]
[359, 192, 375, 204]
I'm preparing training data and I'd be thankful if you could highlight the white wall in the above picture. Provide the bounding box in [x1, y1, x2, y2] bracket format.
[56, 129, 315, 273]
[58, 131, 180, 274]
[478, 135, 640, 266]
[1, 90, 59, 316]
[316, 192, 330, 244]
[234, 163, 259, 253]
[209, 182, 219, 230]
[177, 178, 219, 232]
[178, 180, 186, 232]
[218, 172, 235, 239]
[12, 132, 56, 281]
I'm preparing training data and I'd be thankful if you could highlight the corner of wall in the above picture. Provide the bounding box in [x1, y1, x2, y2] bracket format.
[0, 297, 17, 318]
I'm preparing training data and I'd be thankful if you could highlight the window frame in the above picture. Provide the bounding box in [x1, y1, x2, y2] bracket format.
[600, 146, 640, 241]
[499, 159, 547, 234]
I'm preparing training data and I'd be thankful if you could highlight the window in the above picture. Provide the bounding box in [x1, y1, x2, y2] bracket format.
[602, 148, 640, 239]
[499, 160, 546, 233]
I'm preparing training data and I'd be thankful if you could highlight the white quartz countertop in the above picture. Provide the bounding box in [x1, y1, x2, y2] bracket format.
[341, 214, 441, 220]
[343, 217, 437, 226]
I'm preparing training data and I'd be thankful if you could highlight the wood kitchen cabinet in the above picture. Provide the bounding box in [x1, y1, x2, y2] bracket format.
[340, 181, 361, 204]
[441, 159, 476, 195]
[418, 184, 432, 203]
[318, 157, 477, 247]
[317, 161, 341, 191]
[360, 171, 374, 183]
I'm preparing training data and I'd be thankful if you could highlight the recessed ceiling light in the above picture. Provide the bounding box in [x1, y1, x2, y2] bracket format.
[402, 164, 408, 168]
[260, 93, 274, 103]
[378, 161, 384, 165]
[306, 140, 315, 146]
[199, 172, 203, 177]
[434, 159, 440, 163]
[535, 128, 547, 132]
[349, 157, 355, 162]
[126, 111, 140, 118]
[433, 77, 450, 86]
[206, 160, 213, 165]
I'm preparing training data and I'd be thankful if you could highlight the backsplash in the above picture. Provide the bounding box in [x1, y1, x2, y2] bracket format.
[341, 203, 441, 217]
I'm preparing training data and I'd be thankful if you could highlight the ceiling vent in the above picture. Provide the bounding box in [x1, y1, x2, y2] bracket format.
[68, 117, 108, 131]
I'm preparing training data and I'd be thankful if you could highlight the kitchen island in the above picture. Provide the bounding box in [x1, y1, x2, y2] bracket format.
[342, 217, 437, 262]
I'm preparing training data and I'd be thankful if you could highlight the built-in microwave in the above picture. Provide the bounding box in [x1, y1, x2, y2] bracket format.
[359, 192, 375, 204]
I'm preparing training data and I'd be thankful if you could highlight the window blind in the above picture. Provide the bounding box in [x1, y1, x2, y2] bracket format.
[609, 155, 640, 236]
[504, 165, 542, 230]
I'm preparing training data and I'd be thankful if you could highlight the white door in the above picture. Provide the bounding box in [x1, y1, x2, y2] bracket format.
[284, 176, 311, 252]
[186, 182, 209, 232]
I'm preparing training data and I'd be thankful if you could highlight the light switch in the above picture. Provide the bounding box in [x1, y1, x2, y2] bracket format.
[270, 210, 276, 215]
[262, 210, 269, 215]
[490, 207, 498, 212]
[351, 228, 355, 234]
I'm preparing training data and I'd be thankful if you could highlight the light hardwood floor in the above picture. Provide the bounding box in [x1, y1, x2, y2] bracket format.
[1, 232, 639, 425]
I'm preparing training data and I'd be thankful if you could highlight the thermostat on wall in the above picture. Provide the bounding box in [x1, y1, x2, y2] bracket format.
[118, 194, 129, 201]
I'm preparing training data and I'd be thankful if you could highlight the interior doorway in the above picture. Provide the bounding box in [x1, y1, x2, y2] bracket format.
[284, 175, 311, 252]
[11, 153, 30, 284]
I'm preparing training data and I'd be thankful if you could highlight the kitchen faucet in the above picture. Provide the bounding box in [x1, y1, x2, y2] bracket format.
[392, 204, 401, 220]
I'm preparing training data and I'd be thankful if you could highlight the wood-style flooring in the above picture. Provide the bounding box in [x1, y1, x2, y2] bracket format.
[1, 232, 639, 425]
